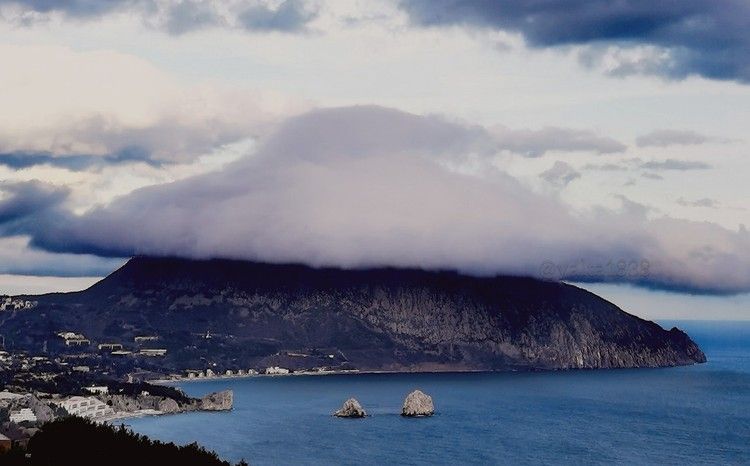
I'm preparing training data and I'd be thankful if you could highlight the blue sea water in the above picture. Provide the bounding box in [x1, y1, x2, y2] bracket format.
[128, 321, 750, 465]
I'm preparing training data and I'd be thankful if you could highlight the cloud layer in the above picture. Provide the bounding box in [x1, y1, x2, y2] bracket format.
[540, 161, 581, 188]
[0, 180, 68, 224]
[639, 159, 712, 171]
[0, 0, 319, 34]
[0, 44, 307, 167]
[400, 0, 750, 82]
[636, 129, 725, 147]
[0, 150, 159, 171]
[2, 105, 749, 294]
[491, 126, 626, 157]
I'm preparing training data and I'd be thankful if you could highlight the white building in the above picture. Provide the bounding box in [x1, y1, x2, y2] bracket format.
[57, 332, 89, 346]
[265, 366, 290, 375]
[9, 408, 37, 423]
[134, 335, 159, 342]
[84, 386, 109, 395]
[0, 297, 35, 311]
[58, 396, 114, 419]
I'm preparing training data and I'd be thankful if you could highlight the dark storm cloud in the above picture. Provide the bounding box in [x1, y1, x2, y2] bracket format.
[0, 0, 319, 34]
[161, 0, 223, 35]
[4, 105, 749, 295]
[399, 0, 750, 82]
[0, 0, 128, 16]
[0, 148, 160, 171]
[238, 0, 317, 32]
[0, 180, 69, 224]
[0, 153, 96, 171]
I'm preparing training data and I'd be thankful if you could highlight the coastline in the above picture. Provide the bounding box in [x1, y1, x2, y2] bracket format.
[148, 360, 710, 387]
[149, 369, 361, 385]
[149, 368, 500, 385]
[97, 409, 165, 423]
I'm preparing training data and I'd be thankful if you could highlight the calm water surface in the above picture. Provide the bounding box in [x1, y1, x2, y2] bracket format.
[128, 321, 750, 465]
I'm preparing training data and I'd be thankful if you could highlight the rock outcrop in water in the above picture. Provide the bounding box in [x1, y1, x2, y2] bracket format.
[199, 390, 233, 411]
[333, 398, 366, 418]
[402, 390, 434, 417]
[7, 257, 706, 373]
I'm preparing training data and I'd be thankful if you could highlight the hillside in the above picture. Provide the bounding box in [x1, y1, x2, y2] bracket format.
[2, 257, 705, 373]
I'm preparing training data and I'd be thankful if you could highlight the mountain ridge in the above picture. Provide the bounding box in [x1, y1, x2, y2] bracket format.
[5, 256, 706, 374]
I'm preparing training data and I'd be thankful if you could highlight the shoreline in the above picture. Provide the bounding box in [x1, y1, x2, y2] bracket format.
[150, 369, 362, 385]
[148, 361, 706, 386]
[97, 408, 165, 424]
[126, 364, 704, 423]
[149, 368, 499, 385]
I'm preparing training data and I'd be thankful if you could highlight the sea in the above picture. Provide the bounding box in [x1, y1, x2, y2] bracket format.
[127, 321, 750, 465]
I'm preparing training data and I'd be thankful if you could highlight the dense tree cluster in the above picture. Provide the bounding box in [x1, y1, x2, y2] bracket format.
[0, 417, 247, 466]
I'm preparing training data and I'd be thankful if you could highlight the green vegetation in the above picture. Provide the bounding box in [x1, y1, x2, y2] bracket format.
[0, 417, 247, 466]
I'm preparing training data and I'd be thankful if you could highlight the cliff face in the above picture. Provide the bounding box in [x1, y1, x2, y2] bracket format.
[17, 257, 704, 372]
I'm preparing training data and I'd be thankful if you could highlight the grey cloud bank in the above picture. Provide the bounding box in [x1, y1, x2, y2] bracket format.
[237, 0, 316, 32]
[640, 159, 712, 171]
[0, 236, 124, 277]
[637, 129, 725, 148]
[0, 149, 159, 171]
[400, 0, 750, 82]
[677, 197, 719, 208]
[0, 0, 319, 34]
[0, 90, 301, 165]
[3, 105, 749, 294]
[540, 161, 581, 188]
[0, 180, 69, 224]
[492, 126, 626, 157]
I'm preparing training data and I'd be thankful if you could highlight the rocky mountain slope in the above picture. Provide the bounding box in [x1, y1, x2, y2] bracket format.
[4, 257, 705, 372]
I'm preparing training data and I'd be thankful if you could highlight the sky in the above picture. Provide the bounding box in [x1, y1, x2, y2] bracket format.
[0, 0, 748, 318]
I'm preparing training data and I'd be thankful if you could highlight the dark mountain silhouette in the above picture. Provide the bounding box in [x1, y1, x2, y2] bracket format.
[5, 257, 705, 372]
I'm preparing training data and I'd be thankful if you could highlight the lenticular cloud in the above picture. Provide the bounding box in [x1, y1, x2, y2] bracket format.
[13, 105, 750, 294]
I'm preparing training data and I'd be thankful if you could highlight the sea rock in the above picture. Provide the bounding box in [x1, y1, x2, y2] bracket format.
[333, 398, 366, 418]
[200, 390, 233, 411]
[401, 390, 434, 417]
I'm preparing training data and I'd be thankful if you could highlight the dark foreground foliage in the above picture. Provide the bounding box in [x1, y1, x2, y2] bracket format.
[0, 417, 248, 466]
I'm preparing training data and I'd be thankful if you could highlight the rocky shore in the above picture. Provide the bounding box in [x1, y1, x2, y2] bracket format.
[1, 387, 233, 446]
[99, 389, 233, 420]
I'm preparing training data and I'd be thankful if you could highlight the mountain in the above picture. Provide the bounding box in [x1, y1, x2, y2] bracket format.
[4, 257, 705, 373]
